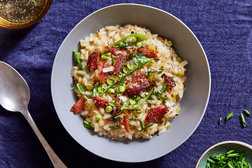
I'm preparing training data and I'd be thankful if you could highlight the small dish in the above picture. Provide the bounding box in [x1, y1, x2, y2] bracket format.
[196, 141, 252, 168]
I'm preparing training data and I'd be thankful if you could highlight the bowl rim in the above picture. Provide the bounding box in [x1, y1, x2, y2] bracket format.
[196, 141, 252, 167]
[51, 3, 211, 162]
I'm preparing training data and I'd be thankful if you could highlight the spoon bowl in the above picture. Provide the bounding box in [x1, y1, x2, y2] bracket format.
[0, 61, 30, 112]
[0, 61, 66, 168]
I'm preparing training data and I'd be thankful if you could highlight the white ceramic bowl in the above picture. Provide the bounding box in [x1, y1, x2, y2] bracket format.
[51, 3, 211, 162]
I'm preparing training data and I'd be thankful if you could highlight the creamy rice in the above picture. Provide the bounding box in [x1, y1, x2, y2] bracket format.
[70, 25, 187, 140]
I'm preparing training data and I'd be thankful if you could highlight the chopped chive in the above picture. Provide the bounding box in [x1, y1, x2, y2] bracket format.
[134, 111, 142, 114]
[111, 59, 114, 65]
[113, 115, 120, 119]
[207, 158, 216, 164]
[227, 163, 234, 168]
[218, 117, 222, 124]
[157, 70, 163, 74]
[226, 112, 234, 121]
[227, 153, 240, 158]
[240, 113, 246, 127]
[147, 68, 151, 78]
[226, 150, 235, 154]
[110, 125, 120, 129]
[243, 109, 250, 116]
[145, 123, 153, 129]
[140, 121, 144, 130]
[130, 118, 138, 121]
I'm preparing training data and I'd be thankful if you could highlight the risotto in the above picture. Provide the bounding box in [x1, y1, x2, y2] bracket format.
[70, 25, 187, 140]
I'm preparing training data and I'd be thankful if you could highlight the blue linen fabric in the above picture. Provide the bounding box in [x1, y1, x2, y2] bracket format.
[0, 0, 251, 167]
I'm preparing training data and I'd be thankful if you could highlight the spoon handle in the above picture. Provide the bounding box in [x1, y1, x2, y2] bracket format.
[23, 110, 67, 168]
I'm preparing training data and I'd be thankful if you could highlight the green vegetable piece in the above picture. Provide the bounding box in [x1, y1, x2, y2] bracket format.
[129, 99, 136, 105]
[111, 59, 114, 65]
[113, 115, 120, 119]
[108, 88, 115, 94]
[145, 123, 153, 129]
[110, 125, 120, 129]
[219, 117, 222, 124]
[136, 41, 142, 48]
[140, 121, 144, 130]
[106, 78, 113, 85]
[157, 83, 167, 99]
[166, 40, 172, 47]
[147, 68, 151, 78]
[107, 52, 111, 56]
[126, 36, 137, 43]
[95, 114, 101, 121]
[207, 158, 216, 164]
[240, 113, 246, 127]
[102, 83, 107, 88]
[121, 87, 154, 110]
[243, 109, 250, 115]
[86, 84, 93, 91]
[83, 120, 92, 129]
[226, 112, 234, 121]
[157, 70, 163, 74]
[248, 163, 251, 168]
[150, 59, 155, 63]
[134, 111, 143, 114]
[227, 163, 234, 168]
[73, 50, 89, 73]
[130, 118, 138, 121]
[119, 85, 126, 93]
[76, 83, 85, 95]
[226, 150, 235, 154]
[127, 62, 133, 70]
[227, 153, 240, 158]
[176, 56, 183, 62]
[101, 54, 107, 60]
[106, 106, 113, 113]
[115, 86, 120, 96]
[112, 33, 147, 47]
[123, 67, 128, 73]
[98, 87, 103, 93]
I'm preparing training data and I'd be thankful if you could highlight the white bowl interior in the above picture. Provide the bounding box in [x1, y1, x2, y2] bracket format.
[51, 4, 210, 162]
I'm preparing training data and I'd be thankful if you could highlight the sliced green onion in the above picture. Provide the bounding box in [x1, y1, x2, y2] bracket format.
[166, 40, 172, 47]
[130, 118, 138, 121]
[145, 123, 153, 129]
[243, 109, 250, 115]
[83, 120, 92, 129]
[110, 125, 120, 129]
[140, 121, 144, 130]
[147, 69, 151, 78]
[115, 87, 120, 96]
[218, 117, 222, 124]
[226, 150, 235, 154]
[226, 112, 234, 121]
[113, 115, 120, 119]
[157, 70, 163, 74]
[107, 52, 111, 56]
[240, 113, 246, 127]
[76, 83, 85, 95]
[227, 153, 240, 158]
[111, 59, 114, 65]
[134, 111, 142, 114]
[207, 158, 216, 164]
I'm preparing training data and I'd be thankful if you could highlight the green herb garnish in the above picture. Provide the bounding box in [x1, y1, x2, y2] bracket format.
[243, 109, 250, 116]
[226, 112, 234, 121]
[240, 113, 246, 127]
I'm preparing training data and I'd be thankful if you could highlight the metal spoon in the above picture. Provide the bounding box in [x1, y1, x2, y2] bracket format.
[0, 61, 67, 168]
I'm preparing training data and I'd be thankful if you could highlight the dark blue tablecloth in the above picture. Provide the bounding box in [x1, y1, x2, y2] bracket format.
[0, 0, 252, 167]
